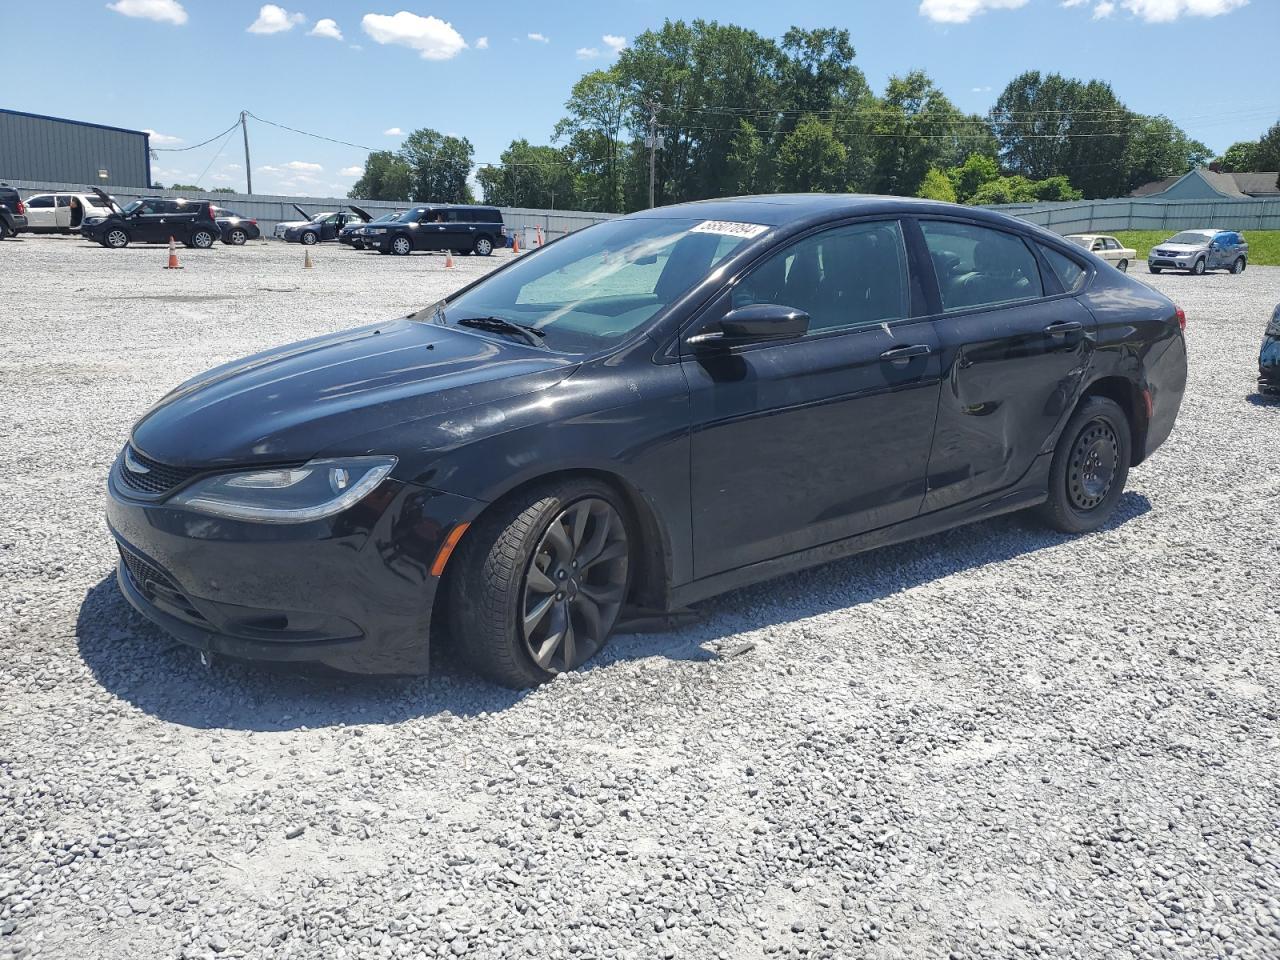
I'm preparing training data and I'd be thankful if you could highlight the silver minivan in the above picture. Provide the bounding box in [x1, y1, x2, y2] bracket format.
[1148, 229, 1249, 276]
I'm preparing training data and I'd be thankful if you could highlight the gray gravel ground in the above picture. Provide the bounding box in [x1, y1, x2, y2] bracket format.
[2, 234, 1279, 960]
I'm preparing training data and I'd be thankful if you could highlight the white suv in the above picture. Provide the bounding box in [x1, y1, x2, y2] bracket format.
[21, 192, 115, 234]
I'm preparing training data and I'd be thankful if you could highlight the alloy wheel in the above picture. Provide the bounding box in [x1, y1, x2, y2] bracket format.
[475, 237, 493, 256]
[229, 229, 247, 245]
[392, 236, 411, 255]
[106, 229, 128, 248]
[520, 497, 628, 674]
[1067, 419, 1119, 511]
[302, 232, 317, 245]
[193, 231, 214, 249]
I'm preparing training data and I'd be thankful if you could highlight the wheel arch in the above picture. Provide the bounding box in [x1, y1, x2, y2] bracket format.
[1079, 375, 1149, 466]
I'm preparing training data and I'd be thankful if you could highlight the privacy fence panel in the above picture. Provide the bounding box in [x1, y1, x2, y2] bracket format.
[985, 197, 1280, 234]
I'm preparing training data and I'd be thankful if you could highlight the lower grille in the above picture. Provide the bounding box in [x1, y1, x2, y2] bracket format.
[118, 546, 209, 625]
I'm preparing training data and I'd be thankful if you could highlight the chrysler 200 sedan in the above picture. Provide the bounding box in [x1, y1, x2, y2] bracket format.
[106, 196, 1187, 688]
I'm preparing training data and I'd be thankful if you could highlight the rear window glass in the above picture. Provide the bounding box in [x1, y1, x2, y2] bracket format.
[1039, 244, 1088, 293]
[920, 221, 1044, 312]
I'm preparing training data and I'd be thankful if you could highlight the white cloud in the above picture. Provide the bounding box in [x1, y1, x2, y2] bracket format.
[143, 129, 183, 145]
[602, 34, 627, 53]
[248, 4, 304, 34]
[919, 0, 1029, 22]
[1093, 1, 1116, 16]
[384, 127, 403, 136]
[1120, 0, 1247, 20]
[971, 85, 994, 93]
[339, 165, 364, 176]
[361, 11, 467, 60]
[527, 32, 549, 42]
[576, 47, 600, 59]
[106, 0, 187, 25]
[475, 36, 489, 49]
[1060, 0, 1088, 6]
[285, 160, 323, 172]
[309, 18, 343, 40]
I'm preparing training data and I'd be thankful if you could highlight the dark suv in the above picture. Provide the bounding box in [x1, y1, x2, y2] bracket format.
[0, 183, 27, 240]
[363, 204, 506, 256]
[81, 188, 221, 249]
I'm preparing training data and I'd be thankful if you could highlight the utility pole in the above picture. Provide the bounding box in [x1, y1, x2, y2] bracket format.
[240, 111, 253, 195]
[645, 101, 661, 209]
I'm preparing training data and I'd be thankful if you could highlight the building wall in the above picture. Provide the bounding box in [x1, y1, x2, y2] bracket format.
[1155, 172, 1226, 201]
[0, 110, 150, 188]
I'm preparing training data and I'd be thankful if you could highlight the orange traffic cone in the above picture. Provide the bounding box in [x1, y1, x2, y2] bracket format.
[535, 226, 544, 247]
[444, 250, 455, 269]
[512, 235, 521, 255]
[304, 247, 314, 269]
[164, 236, 182, 270]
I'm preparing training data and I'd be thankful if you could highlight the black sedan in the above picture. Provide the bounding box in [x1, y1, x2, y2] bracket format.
[105, 195, 1187, 687]
[283, 208, 365, 245]
[1261, 304, 1280, 395]
[341, 208, 400, 249]
[211, 208, 261, 246]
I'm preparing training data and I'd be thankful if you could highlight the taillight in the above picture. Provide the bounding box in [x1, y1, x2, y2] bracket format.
[16, 200, 25, 215]
[208, 203, 217, 219]
[248, 219, 257, 225]
[1175, 306, 1186, 331]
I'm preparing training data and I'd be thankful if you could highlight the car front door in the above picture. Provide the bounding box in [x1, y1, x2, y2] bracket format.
[916, 218, 1096, 512]
[684, 218, 942, 579]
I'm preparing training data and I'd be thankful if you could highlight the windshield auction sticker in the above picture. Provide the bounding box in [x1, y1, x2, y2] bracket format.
[691, 220, 770, 239]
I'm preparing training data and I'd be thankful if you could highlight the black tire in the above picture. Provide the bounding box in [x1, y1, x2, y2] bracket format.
[227, 229, 247, 246]
[1232, 257, 1246, 275]
[1037, 396, 1132, 534]
[0, 221, 11, 240]
[1117, 259, 1128, 273]
[473, 236, 494, 257]
[1148, 265, 1161, 274]
[448, 478, 632, 688]
[390, 234, 413, 256]
[191, 229, 215, 250]
[1191, 258, 1206, 276]
[301, 231, 318, 246]
[378, 247, 391, 255]
[103, 228, 130, 249]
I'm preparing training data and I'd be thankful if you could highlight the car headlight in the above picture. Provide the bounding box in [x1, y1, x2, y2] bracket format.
[1267, 305, 1280, 338]
[169, 456, 397, 523]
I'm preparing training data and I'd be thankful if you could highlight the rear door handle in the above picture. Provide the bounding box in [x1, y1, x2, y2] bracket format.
[1044, 321, 1083, 335]
[880, 344, 931, 364]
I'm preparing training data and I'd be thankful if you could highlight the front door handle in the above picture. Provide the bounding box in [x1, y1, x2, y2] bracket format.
[1044, 320, 1083, 335]
[880, 344, 931, 365]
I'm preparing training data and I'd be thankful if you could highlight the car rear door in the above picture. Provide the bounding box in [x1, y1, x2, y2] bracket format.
[915, 218, 1095, 512]
[25, 194, 56, 229]
[684, 218, 942, 578]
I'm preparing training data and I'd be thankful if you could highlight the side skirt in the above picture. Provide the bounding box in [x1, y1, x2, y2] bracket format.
[670, 453, 1052, 609]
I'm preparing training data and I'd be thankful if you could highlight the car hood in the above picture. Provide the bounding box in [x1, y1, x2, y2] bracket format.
[130, 318, 578, 469]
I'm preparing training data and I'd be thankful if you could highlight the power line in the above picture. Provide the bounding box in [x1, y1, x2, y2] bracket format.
[151, 119, 242, 152]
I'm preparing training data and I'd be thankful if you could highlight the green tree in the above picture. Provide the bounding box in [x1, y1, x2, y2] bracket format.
[1256, 120, 1280, 172]
[1031, 175, 1082, 201]
[725, 120, 767, 194]
[868, 71, 976, 197]
[477, 140, 578, 209]
[916, 168, 956, 202]
[348, 150, 413, 201]
[1218, 140, 1261, 172]
[399, 129, 474, 204]
[776, 117, 847, 192]
[948, 152, 1000, 202]
[554, 68, 629, 212]
[1122, 115, 1211, 192]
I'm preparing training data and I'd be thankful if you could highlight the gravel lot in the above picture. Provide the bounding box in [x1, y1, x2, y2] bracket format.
[2, 234, 1278, 960]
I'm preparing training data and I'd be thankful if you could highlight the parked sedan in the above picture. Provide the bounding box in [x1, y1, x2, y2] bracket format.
[1065, 234, 1136, 272]
[211, 207, 261, 246]
[1261, 304, 1280, 396]
[105, 195, 1187, 687]
[283, 209, 366, 245]
[1148, 229, 1249, 275]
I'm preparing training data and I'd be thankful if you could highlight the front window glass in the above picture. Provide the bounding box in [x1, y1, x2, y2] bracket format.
[432, 217, 766, 353]
[920, 220, 1044, 312]
[731, 220, 910, 333]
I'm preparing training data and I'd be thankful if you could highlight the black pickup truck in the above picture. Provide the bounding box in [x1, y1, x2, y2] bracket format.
[0, 183, 28, 240]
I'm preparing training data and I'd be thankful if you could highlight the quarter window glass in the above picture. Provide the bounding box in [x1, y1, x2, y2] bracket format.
[920, 221, 1043, 312]
[28, 195, 54, 208]
[1039, 244, 1087, 293]
[732, 220, 910, 334]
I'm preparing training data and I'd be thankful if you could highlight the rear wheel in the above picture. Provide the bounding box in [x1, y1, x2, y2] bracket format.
[449, 479, 631, 688]
[1192, 258, 1206, 276]
[227, 229, 247, 246]
[104, 228, 129, 249]
[1232, 256, 1246, 275]
[1037, 396, 1131, 534]
[473, 236, 494, 257]
[1116, 259, 1128, 273]
[191, 230, 215, 249]
[391, 235, 412, 256]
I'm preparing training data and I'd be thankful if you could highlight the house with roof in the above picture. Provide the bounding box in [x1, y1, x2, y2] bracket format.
[1129, 167, 1280, 200]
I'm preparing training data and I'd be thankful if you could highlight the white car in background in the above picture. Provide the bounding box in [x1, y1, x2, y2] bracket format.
[1064, 234, 1137, 272]
[21, 191, 115, 234]
[273, 202, 317, 239]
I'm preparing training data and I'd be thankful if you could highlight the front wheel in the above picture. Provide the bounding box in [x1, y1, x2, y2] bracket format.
[104, 228, 129, 249]
[449, 479, 631, 688]
[1232, 257, 1246, 275]
[1148, 265, 1161, 274]
[1036, 396, 1132, 535]
[391, 235, 413, 256]
[473, 236, 494, 257]
[1192, 258, 1206, 276]
[301, 231, 318, 246]
[1116, 259, 1128, 273]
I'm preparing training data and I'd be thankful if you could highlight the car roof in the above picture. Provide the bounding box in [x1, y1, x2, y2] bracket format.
[625, 193, 1044, 231]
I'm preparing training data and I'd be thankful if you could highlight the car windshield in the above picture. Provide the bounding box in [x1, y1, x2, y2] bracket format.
[428, 216, 767, 353]
[122, 200, 143, 215]
[1168, 232, 1210, 245]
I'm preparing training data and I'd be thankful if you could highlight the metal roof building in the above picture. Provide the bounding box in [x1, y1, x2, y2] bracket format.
[0, 108, 151, 188]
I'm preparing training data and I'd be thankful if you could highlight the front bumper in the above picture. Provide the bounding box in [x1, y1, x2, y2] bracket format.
[1261, 336, 1280, 393]
[105, 460, 481, 674]
[1149, 254, 1199, 270]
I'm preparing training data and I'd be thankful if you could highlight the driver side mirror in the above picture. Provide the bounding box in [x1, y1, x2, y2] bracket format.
[686, 303, 810, 350]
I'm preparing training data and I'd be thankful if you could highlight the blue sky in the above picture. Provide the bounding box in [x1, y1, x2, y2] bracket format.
[3, 0, 1277, 197]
